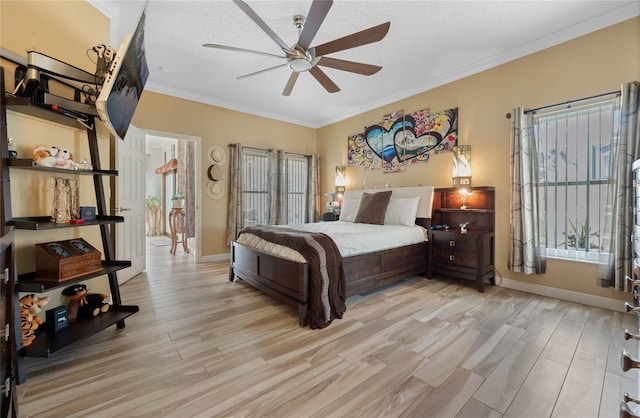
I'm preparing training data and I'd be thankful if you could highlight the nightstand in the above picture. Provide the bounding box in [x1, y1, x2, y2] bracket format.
[322, 212, 339, 221]
[429, 229, 495, 292]
[428, 187, 495, 292]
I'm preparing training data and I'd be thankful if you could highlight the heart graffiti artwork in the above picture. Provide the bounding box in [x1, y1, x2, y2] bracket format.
[348, 107, 458, 172]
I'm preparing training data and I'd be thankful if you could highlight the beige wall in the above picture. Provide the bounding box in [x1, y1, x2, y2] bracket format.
[318, 17, 640, 302]
[1, 0, 112, 304]
[131, 92, 317, 255]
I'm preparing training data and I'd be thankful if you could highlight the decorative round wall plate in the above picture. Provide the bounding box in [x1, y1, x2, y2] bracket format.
[206, 181, 225, 200]
[207, 145, 226, 165]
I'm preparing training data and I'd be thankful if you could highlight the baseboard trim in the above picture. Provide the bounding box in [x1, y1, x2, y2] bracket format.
[499, 277, 624, 312]
[201, 252, 231, 263]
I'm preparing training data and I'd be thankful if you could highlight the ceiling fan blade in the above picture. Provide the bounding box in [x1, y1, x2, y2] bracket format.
[297, 0, 333, 50]
[202, 44, 285, 59]
[313, 21, 391, 57]
[282, 72, 300, 96]
[233, 0, 291, 52]
[317, 56, 381, 76]
[237, 63, 288, 79]
[309, 66, 340, 93]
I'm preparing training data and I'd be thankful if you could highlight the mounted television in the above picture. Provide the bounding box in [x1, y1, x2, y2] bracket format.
[95, 2, 149, 140]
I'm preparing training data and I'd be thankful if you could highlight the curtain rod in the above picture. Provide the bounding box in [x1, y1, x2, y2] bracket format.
[506, 90, 620, 119]
[228, 144, 311, 158]
[524, 90, 620, 115]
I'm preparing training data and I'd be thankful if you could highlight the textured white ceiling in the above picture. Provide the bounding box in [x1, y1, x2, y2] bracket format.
[90, 0, 639, 128]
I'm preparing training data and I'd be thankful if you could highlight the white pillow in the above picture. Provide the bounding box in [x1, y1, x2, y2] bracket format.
[339, 198, 361, 222]
[384, 197, 420, 226]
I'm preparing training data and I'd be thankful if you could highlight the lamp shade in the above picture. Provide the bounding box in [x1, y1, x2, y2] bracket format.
[335, 165, 346, 187]
[452, 145, 471, 187]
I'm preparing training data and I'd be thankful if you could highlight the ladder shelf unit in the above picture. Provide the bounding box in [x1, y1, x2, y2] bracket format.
[1, 66, 139, 385]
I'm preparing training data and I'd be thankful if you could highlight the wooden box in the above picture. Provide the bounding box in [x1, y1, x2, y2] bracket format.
[35, 238, 102, 282]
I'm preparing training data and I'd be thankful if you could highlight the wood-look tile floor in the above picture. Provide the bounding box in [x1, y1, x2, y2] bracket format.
[16, 243, 640, 417]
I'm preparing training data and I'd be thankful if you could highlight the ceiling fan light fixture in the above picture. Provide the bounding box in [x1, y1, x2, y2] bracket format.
[289, 58, 312, 72]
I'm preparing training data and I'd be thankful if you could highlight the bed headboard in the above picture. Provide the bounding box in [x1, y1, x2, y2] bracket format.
[343, 186, 435, 218]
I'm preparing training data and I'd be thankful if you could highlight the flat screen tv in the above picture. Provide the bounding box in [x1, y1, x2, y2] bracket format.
[95, 2, 149, 140]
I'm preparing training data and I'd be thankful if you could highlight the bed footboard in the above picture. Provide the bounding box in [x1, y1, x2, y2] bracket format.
[230, 240, 428, 327]
[344, 242, 428, 296]
[230, 241, 309, 326]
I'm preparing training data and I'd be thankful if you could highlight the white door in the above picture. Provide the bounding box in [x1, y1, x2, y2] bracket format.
[116, 124, 146, 284]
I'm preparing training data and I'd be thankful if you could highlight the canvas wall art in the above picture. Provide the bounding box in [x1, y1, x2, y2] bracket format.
[348, 107, 458, 172]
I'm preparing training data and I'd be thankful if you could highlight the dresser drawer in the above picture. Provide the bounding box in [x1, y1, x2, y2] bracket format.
[431, 231, 481, 268]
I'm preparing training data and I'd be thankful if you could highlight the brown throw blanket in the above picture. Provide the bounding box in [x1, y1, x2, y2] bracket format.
[239, 225, 346, 329]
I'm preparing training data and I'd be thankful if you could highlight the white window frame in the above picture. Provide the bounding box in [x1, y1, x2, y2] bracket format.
[534, 98, 620, 263]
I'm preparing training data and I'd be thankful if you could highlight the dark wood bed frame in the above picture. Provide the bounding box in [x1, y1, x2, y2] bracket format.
[229, 218, 431, 327]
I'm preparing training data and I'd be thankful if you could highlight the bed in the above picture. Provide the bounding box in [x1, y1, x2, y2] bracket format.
[229, 186, 434, 328]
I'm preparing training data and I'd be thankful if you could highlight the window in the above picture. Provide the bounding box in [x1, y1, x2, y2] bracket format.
[283, 153, 309, 224]
[534, 98, 620, 261]
[242, 148, 310, 226]
[242, 148, 270, 227]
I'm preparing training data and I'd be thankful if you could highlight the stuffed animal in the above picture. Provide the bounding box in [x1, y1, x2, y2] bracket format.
[62, 284, 109, 321]
[19, 294, 51, 347]
[32, 145, 59, 167]
[54, 148, 76, 169]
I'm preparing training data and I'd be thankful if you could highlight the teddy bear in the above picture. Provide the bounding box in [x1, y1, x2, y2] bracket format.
[32, 145, 59, 167]
[61, 284, 109, 321]
[19, 294, 51, 347]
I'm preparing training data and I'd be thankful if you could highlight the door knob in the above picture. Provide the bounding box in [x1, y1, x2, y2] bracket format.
[114, 207, 131, 213]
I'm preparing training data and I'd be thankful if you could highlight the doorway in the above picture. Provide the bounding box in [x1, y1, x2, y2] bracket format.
[144, 131, 201, 262]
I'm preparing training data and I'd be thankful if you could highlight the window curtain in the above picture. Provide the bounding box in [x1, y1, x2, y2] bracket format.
[600, 81, 640, 290]
[509, 107, 547, 274]
[227, 143, 244, 244]
[308, 154, 320, 223]
[177, 139, 195, 238]
[270, 149, 284, 225]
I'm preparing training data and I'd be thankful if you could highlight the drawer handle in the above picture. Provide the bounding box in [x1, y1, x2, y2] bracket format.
[620, 401, 640, 418]
[449, 255, 455, 261]
[625, 302, 640, 314]
[625, 329, 640, 341]
[621, 349, 640, 371]
[625, 392, 640, 404]
[449, 240, 456, 247]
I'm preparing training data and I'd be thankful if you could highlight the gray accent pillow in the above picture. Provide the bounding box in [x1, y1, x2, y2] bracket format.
[355, 191, 393, 225]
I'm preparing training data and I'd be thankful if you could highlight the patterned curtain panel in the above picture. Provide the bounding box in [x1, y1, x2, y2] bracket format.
[227, 143, 244, 244]
[509, 107, 546, 274]
[268, 149, 281, 225]
[177, 140, 196, 238]
[600, 81, 640, 290]
[307, 154, 320, 223]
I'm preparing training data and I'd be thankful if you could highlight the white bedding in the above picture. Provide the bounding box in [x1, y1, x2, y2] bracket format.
[236, 221, 428, 263]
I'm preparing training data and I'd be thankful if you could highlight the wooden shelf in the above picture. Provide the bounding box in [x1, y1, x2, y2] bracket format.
[5, 158, 117, 176]
[16, 260, 132, 292]
[20, 305, 139, 358]
[8, 216, 124, 230]
[435, 208, 495, 214]
[5, 96, 93, 130]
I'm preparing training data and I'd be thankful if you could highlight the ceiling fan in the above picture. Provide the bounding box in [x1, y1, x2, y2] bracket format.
[203, 0, 390, 96]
